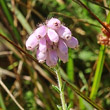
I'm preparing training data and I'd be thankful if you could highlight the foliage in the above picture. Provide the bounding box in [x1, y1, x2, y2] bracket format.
[0, 0, 110, 110]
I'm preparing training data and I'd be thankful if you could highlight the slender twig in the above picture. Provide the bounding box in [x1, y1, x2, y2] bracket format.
[87, 0, 110, 11]
[0, 79, 24, 110]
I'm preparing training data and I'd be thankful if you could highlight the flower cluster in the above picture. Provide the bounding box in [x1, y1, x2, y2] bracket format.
[98, 22, 110, 46]
[26, 18, 78, 67]
[98, 34, 110, 46]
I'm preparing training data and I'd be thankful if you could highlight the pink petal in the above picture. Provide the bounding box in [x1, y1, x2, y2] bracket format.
[47, 28, 59, 43]
[56, 25, 72, 40]
[58, 39, 68, 55]
[48, 49, 58, 65]
[26, 33, 39, 51]
[47, 18, 61, 30]
[36, 49, 47, 63]
[65, 37, 78, 48]
[45, 34, 53, 45]
[57, 49, 68, 63]
[34, 25, 47, 39]
[39, 37, 47, 53]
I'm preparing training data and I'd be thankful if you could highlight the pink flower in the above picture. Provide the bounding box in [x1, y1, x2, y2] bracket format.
[58, 39, 68, 55]
[57, 49, 68, 63]
[65, 37, 78, 48]
[26, 33, 39, 51]
[36, 49, 47, 63]
[45, 34, 53, 45]
[34, 25, 47, 39]
[56, 25, 72, 40]
[26, 17, 79, 67]
[47, 28, 59, 43]
[47, 18, 61, 30]
[46, 49, 58, 67]
[39, 37, 47, 53]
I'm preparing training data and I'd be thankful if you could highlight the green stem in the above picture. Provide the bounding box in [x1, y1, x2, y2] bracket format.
[55, 66, 66, 110]
[90, 46, 105, 100]
[90, 11, 110, 100]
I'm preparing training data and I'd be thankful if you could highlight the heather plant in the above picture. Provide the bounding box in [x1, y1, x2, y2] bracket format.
[0, 0, 110, 110]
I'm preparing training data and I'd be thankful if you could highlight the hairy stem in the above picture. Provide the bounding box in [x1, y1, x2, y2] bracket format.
[55, 66, 66, 110]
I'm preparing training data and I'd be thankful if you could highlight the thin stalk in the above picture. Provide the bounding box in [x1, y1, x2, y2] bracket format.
[0, 92, 6, 110]
[90, 46, 105, 100]
[0, 79, 24, 110]
[67, 49, 74, 107]
[55, 66, 66, 110]
[90, 7, 110, 101]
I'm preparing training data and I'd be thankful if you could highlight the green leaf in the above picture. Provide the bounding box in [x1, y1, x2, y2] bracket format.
[52, 85, 60, 93]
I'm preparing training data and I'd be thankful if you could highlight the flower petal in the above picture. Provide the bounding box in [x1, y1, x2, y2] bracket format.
[26, 33, 39, 51]
[57, 49, 68, 63]
[36, 49, 47, 63]
[56, 25, 72, 40]
[58, 39, 68, 55]
[65, 37, 78, 48]
[47, 18, 61, 30]
[39, 37, 47, 53]
[47, 28, 59, 43]
[48, 49, 58, 65]
[34, 25, 47, 39]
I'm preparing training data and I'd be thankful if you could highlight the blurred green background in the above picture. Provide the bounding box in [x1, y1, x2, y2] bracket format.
[0, 0, 110, 110]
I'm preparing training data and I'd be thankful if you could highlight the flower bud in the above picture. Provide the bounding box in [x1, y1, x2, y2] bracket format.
[26, 33, 39, 51]
[47, 18, 61, 30]
[47, 28, 59, 43]
[65, 37, 78, 48]
[56, 25, 72, 40]
[34, 25, 47, 39]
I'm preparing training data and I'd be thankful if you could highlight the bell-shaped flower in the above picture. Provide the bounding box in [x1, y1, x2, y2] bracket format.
[45, 34, 53, 45]
[46, 54, 57, 67]
[47, 28, 59, 43]
[39, 37, 47, 53]
[65, 37, 78, 48]
[58, 39, 68, 55]
[36, 49, 47, 63]
[26, 33, 39, 51]
[34, 25, 47, 39]
[48, 48, 58, 65]
[56, 25, 72, 40]
[57, 49, 68, 63]
[47, 18, 61, 30]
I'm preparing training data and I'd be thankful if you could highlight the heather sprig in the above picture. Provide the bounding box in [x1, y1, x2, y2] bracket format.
[26, 18, 78, 110]
[26, 18, 78, 67]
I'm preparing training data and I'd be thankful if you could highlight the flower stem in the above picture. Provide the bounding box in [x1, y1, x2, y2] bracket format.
[55, 65, 66, 110]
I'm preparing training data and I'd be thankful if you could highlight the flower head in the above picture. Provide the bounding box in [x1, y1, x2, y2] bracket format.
[26, 18, 78, 67]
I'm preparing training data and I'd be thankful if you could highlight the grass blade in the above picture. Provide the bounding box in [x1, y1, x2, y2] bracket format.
[0, 0, 22, 46]
[90, 10, 110, 100]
